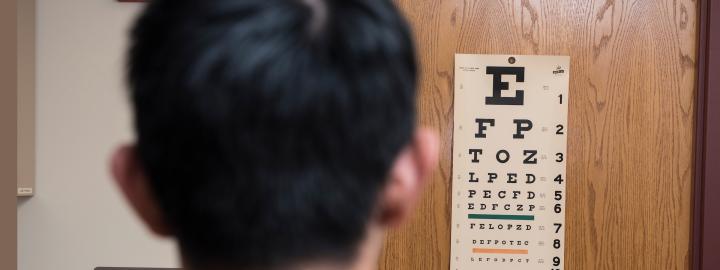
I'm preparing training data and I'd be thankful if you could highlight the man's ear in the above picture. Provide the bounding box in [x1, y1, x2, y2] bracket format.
[110, 144, 172, 237]
[378, 127, 439, 227]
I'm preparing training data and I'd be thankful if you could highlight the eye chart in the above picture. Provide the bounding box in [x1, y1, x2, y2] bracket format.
[450, 54, 569, 270]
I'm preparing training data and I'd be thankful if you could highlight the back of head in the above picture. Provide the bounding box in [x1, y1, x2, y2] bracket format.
[127, 0, 417, 268]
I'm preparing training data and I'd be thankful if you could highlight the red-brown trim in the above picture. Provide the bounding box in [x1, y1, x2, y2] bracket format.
[693, 1, 720, 270]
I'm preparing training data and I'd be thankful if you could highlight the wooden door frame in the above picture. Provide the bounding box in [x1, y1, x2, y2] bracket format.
[693, 1, 720, 270]
[0, 0, 17, 269]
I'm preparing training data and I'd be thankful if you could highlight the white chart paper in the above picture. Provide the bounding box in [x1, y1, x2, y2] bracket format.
[450, 54, 570, 270]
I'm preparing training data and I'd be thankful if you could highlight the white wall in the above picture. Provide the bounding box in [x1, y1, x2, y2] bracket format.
[17, 1, 179, 269]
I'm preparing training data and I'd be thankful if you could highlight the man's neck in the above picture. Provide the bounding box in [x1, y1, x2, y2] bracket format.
[289, 225, 386, 270]
[182, 225, 386, 270]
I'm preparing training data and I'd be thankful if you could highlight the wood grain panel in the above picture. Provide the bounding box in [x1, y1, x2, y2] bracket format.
[381, 1, 697, 269]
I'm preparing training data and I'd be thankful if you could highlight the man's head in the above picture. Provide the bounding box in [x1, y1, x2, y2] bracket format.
[111, 0, 438, 269]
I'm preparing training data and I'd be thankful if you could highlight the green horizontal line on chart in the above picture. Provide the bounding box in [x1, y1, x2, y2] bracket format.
[467, 214, 535, 221]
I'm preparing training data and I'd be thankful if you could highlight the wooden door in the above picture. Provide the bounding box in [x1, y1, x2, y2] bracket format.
[380, 1, 698, 269]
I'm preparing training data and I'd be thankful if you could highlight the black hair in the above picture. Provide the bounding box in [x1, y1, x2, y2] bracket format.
[127, 0, 416, 268]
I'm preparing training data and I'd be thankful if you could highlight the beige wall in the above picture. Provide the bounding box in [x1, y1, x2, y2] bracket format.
[17, 0, 36, 196]
[17, 1, 179, 269]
